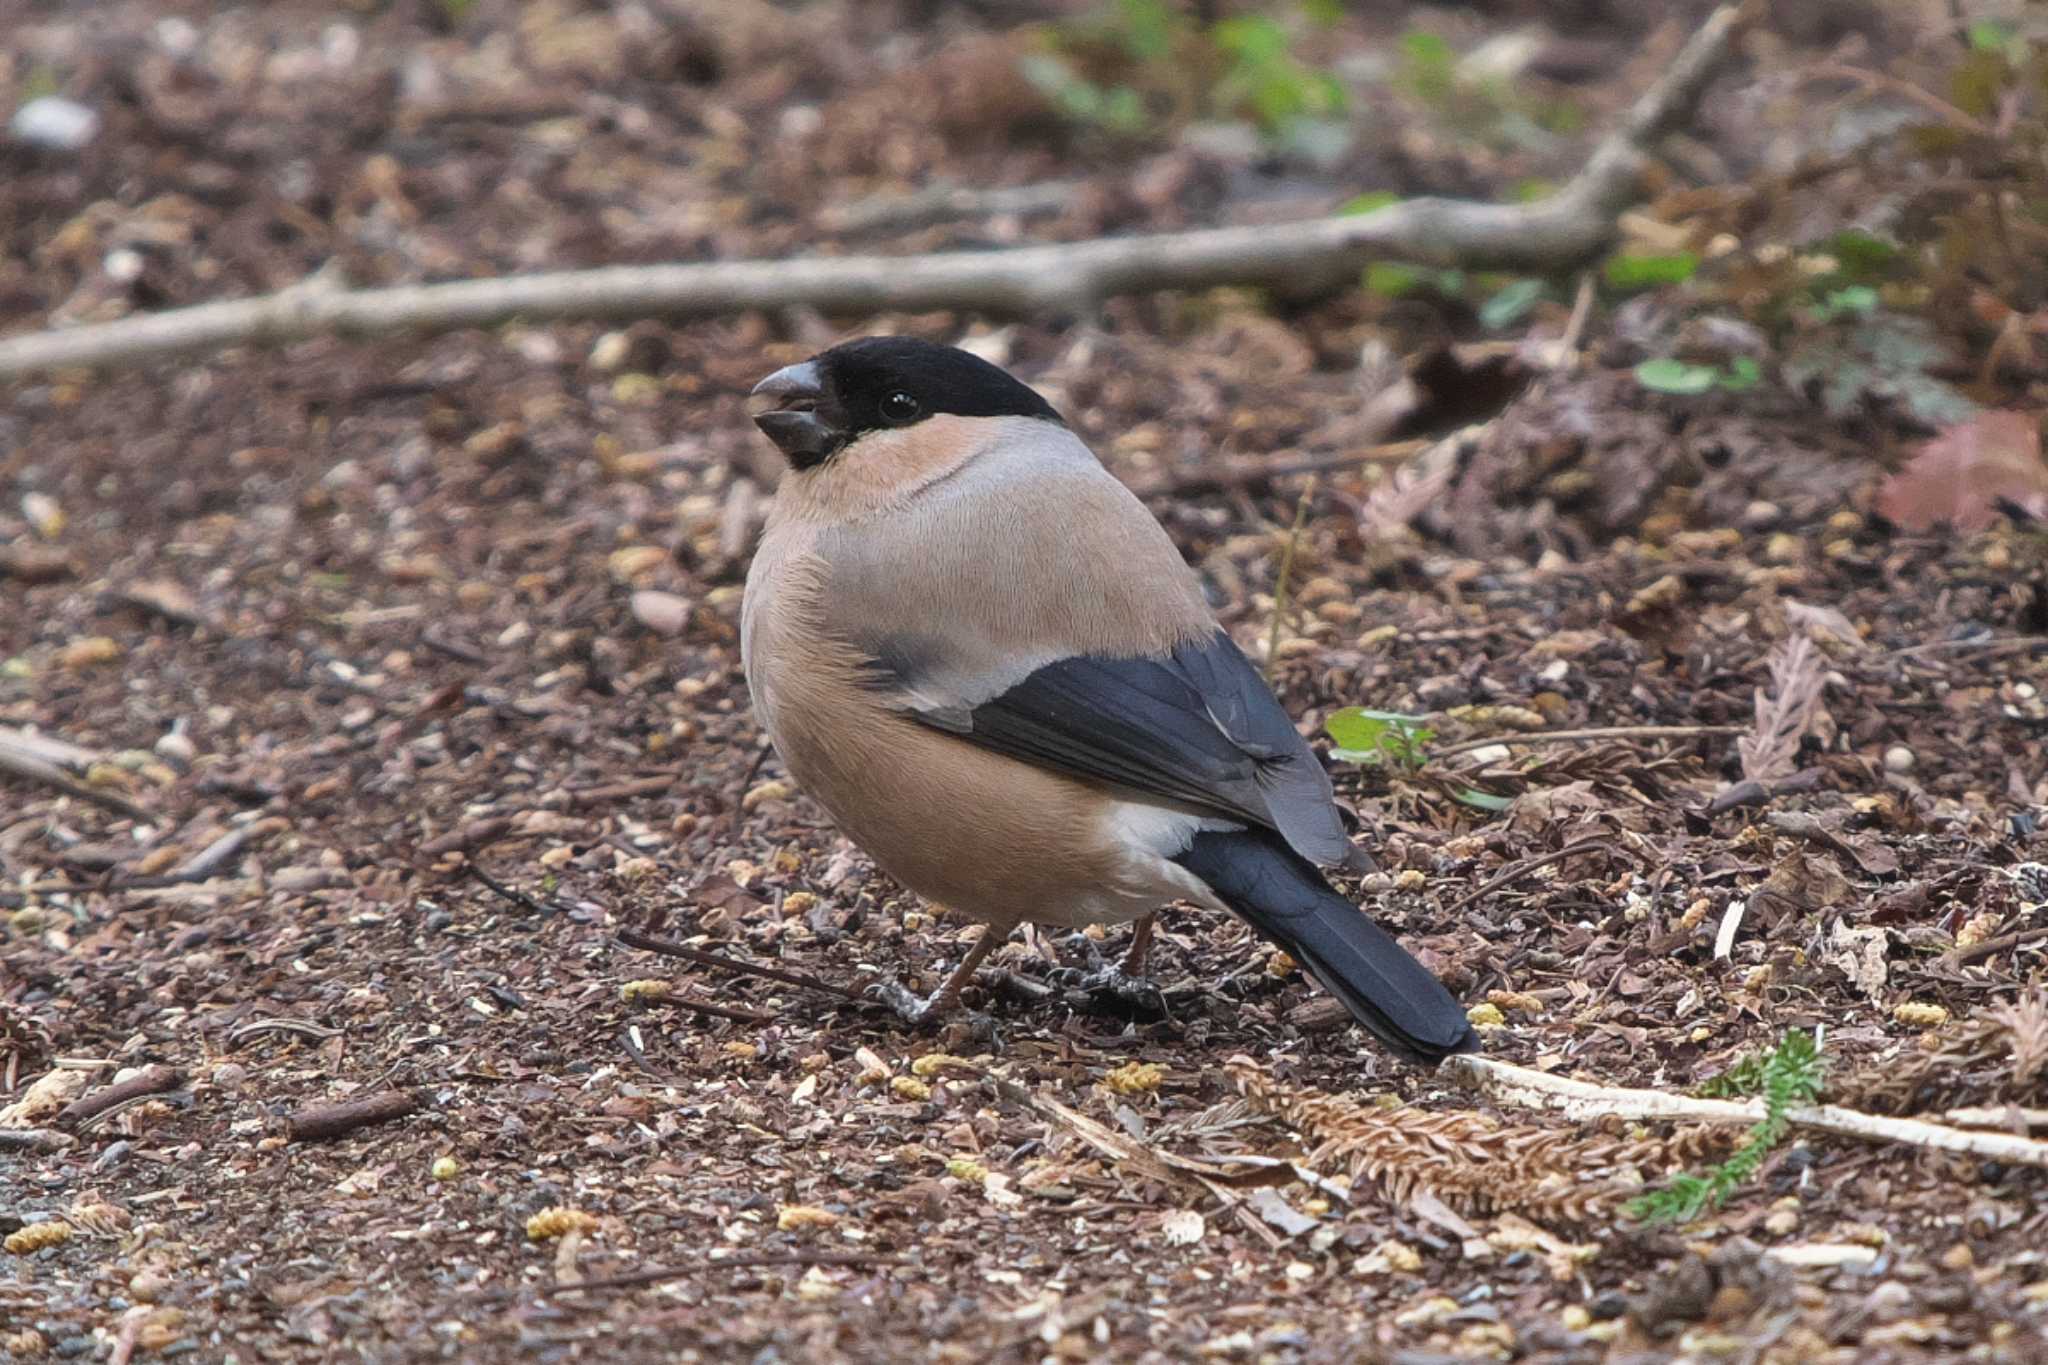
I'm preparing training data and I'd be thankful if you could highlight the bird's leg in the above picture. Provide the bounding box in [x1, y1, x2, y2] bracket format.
[1055, 915, 1167, 1014]
[871, 925, 1001, 1033]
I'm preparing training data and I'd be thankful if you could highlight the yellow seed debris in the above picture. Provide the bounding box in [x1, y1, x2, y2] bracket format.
[1394, 869, 1428, 892]
[1103, 1061, 1166, 1094]
[606, 544, 669, 582]
[1954, 913, 2001, 950]
[1894, 1002, 1949, 1028]
[4, 1221, 72, 1254]
[724, 1042, 760, 1061]
[783, 891, 819, 918]
[621, 979, 673, 1004]
[1466, 1003, 1507, 1028]
[945, 1157, 988, 1184]
[56, 637, 120, 669]
[1486, 990, 1544, 1014]
[525, 1207, 600, 1242]
[889, 1076, 932, 1102]
[911, 1054, 971, 1078]
[742, 779, 793, 811]
[1267, 950, 1297, 978]
[432, 1156, 461, 1182]
[776, 1205, 839, 1231]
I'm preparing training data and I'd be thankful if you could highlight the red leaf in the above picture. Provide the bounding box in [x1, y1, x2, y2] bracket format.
[1877, 410, 2048, 532]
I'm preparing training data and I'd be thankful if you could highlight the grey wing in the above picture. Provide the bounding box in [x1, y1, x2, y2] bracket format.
[863, 628, 1350, 868]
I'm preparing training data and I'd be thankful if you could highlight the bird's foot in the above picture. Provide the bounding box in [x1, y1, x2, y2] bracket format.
[1050, 933, 1167, 1016]
[865, 978, 1000, 1043]
[868, 976, 941, 1026]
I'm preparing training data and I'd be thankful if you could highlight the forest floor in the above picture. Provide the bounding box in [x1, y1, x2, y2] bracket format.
[4, 0, 2048, 1361]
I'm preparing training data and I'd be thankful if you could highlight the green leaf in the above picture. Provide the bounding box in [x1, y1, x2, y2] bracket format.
[1399, 29, 1453, 69]
[1820, 230, 1899, 283]
[1325, 708, 1434, 768]
[1634, 358, 1719, 395]
[1301, 0, 1343, 26]
[1452, 788, 1513, 812]
[1718, 355, 1762, 392]
[1365, 261, 1424, 296]
[1479, 277, 1545, 330]
[1509, 178, 1555, 203]
[1604, 252, 1700, 290]
[1816, 285, 1879, 320]
[1340, 191, 1402, 216]
[1115, 0, 1176, 61]
[1969, 19, 2014, 53]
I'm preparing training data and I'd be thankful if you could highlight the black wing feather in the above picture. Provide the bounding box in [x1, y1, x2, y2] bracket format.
[890, 629, 1350, 867]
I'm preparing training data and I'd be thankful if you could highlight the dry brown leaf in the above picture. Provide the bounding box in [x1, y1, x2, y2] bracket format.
[1877, 410, 2048, 532]
[1739, 633, 1823, 784]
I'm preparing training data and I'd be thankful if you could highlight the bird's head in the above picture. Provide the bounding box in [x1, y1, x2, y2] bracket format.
[748, 336, 1063, 472]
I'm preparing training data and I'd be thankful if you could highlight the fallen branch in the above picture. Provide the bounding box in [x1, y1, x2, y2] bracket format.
[0, 3, 1752, 380]
[1444, 1054, 2048, 1169]
[288, 1089, 420, 1142]
[56, 1064, 185, 1129]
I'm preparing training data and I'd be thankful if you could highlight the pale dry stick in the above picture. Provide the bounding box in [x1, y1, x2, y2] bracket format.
[1443, 1054, 2048, 1168]
[1431, 723, 1745, 761]
[0, 3, 1755, 380]
[0, 734, 153, 822]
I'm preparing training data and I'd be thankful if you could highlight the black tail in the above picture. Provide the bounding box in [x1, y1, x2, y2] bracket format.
[1175, 829, 1477, 1066]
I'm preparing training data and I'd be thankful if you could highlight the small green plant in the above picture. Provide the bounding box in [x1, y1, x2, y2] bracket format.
[1326, 708, 1434, 769]
[1634, 355, 1761, 396]
[1024, 0, 1345, 142]
[1628, 1029, 1826, 1225]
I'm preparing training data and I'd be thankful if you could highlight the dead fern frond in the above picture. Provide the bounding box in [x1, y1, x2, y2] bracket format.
[1227, 1059, 1726, 1226]
[1739, 632, 1824, 784]
[1832, 1003, 2046, 1116]
[1988, 986, 2048, 1092]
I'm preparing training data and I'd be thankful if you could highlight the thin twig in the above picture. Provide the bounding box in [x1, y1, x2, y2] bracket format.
[0, 733, 153, 822]
[1263, 476, 1319, 684]
[1432, 724, 1743, 760]
[1950, 924, 2048, 966]
[1126, 441, 1426, 500]
[615, 927, 866, 1003]
[287, 1089, 420, 1142]
[628, 989, 775, 1026]
[472, 1250, 908, 1303]
[1445, 1053, 2048, 1168]
[1802, 61, 1992, 138]
[563, 775, 675, 807]
[0, 3, 1753, 380]
[1440, 838, 1624, 918]
[468, 862, 557, 915]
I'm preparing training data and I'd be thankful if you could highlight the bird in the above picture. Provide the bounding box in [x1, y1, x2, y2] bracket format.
[740, 335, 1477, 1065]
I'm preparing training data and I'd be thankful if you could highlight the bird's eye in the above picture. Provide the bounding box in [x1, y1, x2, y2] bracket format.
[880, 391, 922, 425]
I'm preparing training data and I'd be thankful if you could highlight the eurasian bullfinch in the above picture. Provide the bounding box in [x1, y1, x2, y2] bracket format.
[741, 336, 1476, 1065]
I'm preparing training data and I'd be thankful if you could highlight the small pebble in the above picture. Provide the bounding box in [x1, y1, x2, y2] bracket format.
[10, 97, 100, 152]
[1883, 745, 1915, 774]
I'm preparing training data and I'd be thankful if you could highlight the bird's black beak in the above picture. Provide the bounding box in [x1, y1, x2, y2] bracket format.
[749, 361, 843, 470]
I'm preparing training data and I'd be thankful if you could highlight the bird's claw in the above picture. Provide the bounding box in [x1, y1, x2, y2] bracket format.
[1073, 965, 1167, 1014]
[866, 977, 937, 1026]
